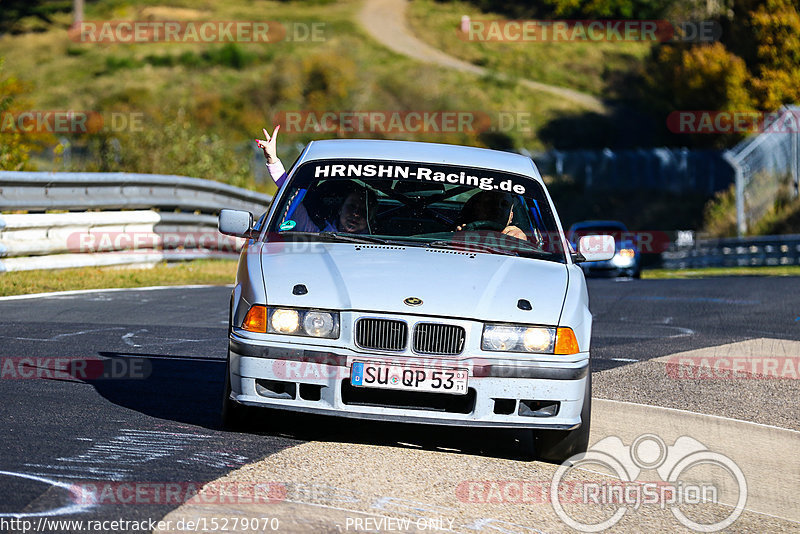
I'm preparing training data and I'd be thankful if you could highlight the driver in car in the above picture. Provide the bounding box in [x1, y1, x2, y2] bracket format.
[455, 191, 528, 241]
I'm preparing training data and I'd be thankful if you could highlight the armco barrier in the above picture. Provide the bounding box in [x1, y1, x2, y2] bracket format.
[0, 211, 161, 257]
[0, 171, 270, 213]
[661, 234, 800, 269]
[5, 172, 796, 273]
[0, 172, 271, 272]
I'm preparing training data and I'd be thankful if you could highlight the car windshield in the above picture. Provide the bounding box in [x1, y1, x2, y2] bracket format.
[575, 226, 625, 235]
[265, 159, 567, 263]
[568, 224, 630, 247]
[571, 225, 626, 238]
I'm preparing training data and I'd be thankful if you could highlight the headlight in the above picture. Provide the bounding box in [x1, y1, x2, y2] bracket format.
[303, 311, 336, 337]
[241, 306, 339, 339]
[482, 324, 579, 355]
[269, 307, 339, 338]
[523, 327, 554, 352]
[271, 309, 300, 334]
[482, 325, 555, 353]
[619, 248, 636, 258]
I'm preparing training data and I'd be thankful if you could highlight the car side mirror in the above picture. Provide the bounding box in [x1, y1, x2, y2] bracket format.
[219, 209, 254, 238]
[576, 235, 615, 262]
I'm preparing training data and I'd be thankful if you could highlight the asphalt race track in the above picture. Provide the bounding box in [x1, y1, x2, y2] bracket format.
[0, 278, 798, 533]
[0, 287, 300, 531]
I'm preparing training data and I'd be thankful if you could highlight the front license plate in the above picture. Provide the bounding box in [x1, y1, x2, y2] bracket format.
[350, 361, 468, 395]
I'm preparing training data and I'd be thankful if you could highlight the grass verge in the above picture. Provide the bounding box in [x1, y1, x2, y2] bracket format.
[0, 259, 237, 297]
[3, 260, 798, 297]
[406, 0, 651, 98]
[0, 0, 598, 175]
[643, 265, 800, 279]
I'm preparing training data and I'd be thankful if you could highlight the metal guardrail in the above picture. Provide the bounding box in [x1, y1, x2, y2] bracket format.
[0, 171, 271, 214]
[0, 172, 272, 272]
[4, 172, 797, 273]
[661, 234, 800, 269]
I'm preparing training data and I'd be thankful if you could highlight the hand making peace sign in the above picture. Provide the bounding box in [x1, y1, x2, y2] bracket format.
[255, 125, 280, 164]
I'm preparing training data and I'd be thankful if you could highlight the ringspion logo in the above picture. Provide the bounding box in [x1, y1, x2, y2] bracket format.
[550, 434, 747, 532]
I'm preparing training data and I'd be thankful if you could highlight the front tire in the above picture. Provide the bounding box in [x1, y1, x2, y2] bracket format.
[530, 368, 591, 463]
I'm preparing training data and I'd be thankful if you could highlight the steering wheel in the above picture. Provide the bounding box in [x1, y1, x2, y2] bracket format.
[461, 220, 506, 232]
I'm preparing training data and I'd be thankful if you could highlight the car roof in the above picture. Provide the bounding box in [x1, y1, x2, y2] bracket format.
[297, 139, 542, 181]
[568, 220, 628, 231]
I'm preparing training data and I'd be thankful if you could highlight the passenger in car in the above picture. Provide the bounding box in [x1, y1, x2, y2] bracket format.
[455, 191, 528, 241]
[256, 126, 288, 186]
[257, 126, 376, 234]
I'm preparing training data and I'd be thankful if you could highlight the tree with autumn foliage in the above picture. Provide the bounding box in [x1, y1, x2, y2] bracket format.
[641, 42, 754, 147]
[0, 59, 38, 171]
[640, 0, 800, 147]
[724, 0, 800, 110]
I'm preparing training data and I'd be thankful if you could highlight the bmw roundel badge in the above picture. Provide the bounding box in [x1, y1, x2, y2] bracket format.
[404, 297, 423, 306]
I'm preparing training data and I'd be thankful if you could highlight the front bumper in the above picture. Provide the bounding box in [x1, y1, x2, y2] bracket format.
[227, 334, 590, 430]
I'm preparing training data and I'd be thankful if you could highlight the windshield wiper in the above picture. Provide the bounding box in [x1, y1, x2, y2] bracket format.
[318, 232, 420, 247]
[427, 239, 558, 260]
[318, 232, 389, 244]
[427, 240, 519, 257]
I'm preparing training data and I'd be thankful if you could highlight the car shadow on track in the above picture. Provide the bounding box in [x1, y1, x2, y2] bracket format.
[89, 351, 552, 463]
[89, 351, 227, 429]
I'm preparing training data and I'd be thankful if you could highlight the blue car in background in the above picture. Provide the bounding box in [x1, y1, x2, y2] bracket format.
[567, 220, 641, 278]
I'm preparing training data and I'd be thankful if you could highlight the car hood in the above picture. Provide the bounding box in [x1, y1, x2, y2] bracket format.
[259, 242, 568, 325]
